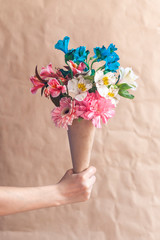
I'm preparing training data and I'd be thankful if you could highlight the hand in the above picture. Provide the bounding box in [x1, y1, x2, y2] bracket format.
[56, 166, 96, 205]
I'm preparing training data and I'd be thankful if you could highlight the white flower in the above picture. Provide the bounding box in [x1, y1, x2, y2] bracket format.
[94, 70, 117, 88]
[94, 70, 119, 105]
[107, 85, 120, 105]
[98, 84, 120, 106]
[68, 75, 92, 101]
[94, 70, 117, 99]
[119, 67, 138, 90]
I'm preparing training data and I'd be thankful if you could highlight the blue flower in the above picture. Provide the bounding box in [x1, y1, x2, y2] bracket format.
[93, 46, 108, 62]
[104, 49, 120, 72]
[93, 43, 120, 72]
[104, 61, 120, 72]
[73, 46, 90, 63]
[93, 44, 119, 61]
[106, 43, 118, 54]
[55, 36, 70, 54]
[106, 52, 119, 63]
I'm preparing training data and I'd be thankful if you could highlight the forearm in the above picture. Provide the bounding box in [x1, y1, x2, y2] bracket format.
[0, 185, 60, 216]
[0, 167, 96, 216]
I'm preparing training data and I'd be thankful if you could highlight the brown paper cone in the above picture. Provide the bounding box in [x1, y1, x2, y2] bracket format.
[67, 119, 95, 173]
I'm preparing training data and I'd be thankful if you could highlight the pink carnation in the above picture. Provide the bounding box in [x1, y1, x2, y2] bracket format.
[76, 91, 115, 128]
[51, 97, 78, 129]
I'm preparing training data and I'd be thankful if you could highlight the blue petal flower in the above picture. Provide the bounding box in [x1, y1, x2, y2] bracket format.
[93, 43, 120, 72]
[73, 46, 90, 63]
[55, 36, 70, 54]
[93, 46, 108, 62]
[93, 44, 119, 61]
[104, 60, 120, 72]
[106, 52, 120, 64]
[106, 43, 118, 53]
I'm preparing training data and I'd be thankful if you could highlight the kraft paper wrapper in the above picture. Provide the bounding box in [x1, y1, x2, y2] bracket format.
[67, 119, 95, 173]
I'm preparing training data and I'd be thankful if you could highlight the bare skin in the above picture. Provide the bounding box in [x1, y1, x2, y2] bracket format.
[0, 166, 96, 216]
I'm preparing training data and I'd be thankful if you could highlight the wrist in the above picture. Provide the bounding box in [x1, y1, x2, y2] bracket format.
[36, 185, 62, 208]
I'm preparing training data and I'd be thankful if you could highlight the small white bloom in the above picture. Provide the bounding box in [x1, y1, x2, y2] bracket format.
[97, 84, 120, 106]
[107, 85, 120, 106]
[94, 70, 117, 88]
[119, 67, 138, 90]
[68, 75, 92, 101]
[94, 70, 117, 99]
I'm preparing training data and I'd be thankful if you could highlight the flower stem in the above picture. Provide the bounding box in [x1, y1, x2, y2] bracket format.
[90, 58, 98, 70]
[95, 65, 105, 72]
[83, 61, 90, 70]
[87, 57, 94, 65]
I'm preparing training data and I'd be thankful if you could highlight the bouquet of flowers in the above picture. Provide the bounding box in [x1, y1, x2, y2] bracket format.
[30, 36, 138, 172]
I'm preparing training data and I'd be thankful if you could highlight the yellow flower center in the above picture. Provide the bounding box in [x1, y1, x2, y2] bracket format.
[78, 83, 87, 92]
[108, 92, 115, 97]
[103, 76, 109, 85]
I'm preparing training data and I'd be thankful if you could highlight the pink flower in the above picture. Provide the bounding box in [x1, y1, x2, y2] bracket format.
[30, 76, 45, 94]
[76, 91, 115, 128]
[40, 63, 57, 78]
[40, 64, 68, 84]
[48, 78, 66, 97]
[67, 60, 87, 75]
[51, 97, 78, 129]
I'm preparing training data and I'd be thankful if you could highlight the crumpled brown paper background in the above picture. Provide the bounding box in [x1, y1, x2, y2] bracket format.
[0, 0, 160, 239]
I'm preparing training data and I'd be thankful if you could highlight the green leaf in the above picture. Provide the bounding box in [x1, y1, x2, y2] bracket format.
[89, 85, 97, 93]
[50, 94, 62, 107]
[65, 51, 75, 63]
[59, 69, 69, 77]
[84, 75, 94, 82]
[118, 83, 132, 91]
[58, 78, 64, 85]
[118, 89, 134, 99]
[103, 69, 109, 74]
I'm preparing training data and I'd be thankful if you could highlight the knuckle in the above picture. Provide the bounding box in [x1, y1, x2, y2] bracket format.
[77, 174, 85, 181]
[83, 191, 90, 201]
[92, 175, 96, 184]
[81, 181, 89, 190]
[80, 183, 87, 191]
